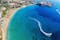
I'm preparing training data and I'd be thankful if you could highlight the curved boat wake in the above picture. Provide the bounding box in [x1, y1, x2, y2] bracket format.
[56, 9, 60, 15]
[29, 17, 52, 37]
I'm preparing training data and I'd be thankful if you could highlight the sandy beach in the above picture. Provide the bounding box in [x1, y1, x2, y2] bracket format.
[2, 8, 20, 40]
[1, 5, 26, 40]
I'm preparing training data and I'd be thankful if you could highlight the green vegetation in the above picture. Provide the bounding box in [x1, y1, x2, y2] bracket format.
[2, 3, 9, 17]
[2, 9, 7, 17]
[0, 0, 2, 3]
[0, 0, 9, 17]
[29, 1, 33, 4]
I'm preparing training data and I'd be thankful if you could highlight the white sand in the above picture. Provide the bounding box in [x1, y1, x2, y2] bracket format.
[2, 5, 26, 40]
[2, 8, 20, 40]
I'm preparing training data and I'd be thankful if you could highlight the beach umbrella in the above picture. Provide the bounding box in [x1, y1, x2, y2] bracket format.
[7, 3, 60, 40]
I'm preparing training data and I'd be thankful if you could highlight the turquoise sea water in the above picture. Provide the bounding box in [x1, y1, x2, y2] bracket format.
[7, 4, 60, 40]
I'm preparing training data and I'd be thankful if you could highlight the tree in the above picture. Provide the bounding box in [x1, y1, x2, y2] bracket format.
[0, 0, 1, 3]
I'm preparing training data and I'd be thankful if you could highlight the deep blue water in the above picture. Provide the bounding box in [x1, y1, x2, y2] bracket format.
[7, 4, 60, 40]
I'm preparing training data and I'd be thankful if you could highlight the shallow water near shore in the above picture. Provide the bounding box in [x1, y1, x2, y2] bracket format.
[7, 4, 60, 40]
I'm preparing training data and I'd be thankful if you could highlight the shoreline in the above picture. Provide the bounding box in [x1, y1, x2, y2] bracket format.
[2, 8, 20, 40]
[2, 5, 26, 40]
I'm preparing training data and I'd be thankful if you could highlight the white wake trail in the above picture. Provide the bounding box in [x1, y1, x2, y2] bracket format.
[29, 17, 52, 37]
[56, 9, 60, 15]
